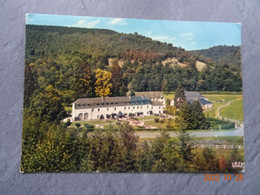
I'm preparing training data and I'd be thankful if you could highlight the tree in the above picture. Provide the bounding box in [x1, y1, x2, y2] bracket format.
[29, 85, 67, 123]
[74, 63, 94, 99]
[111, 60, 123, 96]
[176, 129, 194, 172]
[95, 69, 112, 97]
[202, 148, 219, 171]
[119, 122, 139, 172]
[219, 155, 227, 172]
[191, 101, 210, 130]
[174, 83, 186, 109]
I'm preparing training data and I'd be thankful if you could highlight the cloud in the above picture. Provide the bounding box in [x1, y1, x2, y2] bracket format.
[179, 32, 194, 40]
[107, 18, 127, 26]
[71, 19, 100, 28]
[26, 13, 34, 23]
[151, 36, 176, 42]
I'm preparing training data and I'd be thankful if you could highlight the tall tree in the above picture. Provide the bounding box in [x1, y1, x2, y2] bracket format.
[191, 101, 210, 130]
[94, 69, 112, 97]
[111, 60, 123, 96]
[174, 83, 186, 109]
[74, 63, 94, 99]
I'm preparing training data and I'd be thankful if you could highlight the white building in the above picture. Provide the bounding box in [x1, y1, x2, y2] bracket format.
[72, 96, 163, 121]
[134, 91, 166, 107]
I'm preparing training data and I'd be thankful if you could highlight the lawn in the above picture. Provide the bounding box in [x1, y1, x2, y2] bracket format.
[135, 115, 160, 121]
[203, 94, 243, 120]
[220, 99, 243, 121]
[163, 92, 175, 100]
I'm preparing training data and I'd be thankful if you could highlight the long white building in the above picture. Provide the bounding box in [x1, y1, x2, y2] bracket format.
[72, 96, 164, 121]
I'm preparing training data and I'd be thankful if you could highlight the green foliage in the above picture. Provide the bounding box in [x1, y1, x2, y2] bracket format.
[27, 85, 67, 123]
[192, 45, 241, 66]
[174, 84, 186, 108]
[207, 118, 235, 130]
[175, 101, 210, 130]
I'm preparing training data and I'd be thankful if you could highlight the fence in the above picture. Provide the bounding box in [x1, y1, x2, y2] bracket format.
[193, 144, 244, 149]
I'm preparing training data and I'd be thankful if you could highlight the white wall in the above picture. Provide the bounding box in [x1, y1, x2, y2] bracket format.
[72, 103, 164, 121]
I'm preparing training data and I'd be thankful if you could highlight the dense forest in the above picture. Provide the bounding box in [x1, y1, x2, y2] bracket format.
[191, 45, 241, 67]
[24, 25, 242, 108]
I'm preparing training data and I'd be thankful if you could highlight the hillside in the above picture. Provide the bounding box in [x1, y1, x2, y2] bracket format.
[24, 25, 242, 108]
[191, 45, 241, 66]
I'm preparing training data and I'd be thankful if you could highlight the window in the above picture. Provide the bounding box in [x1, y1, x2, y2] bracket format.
[88, 104, 90, 106]
[124, 107, 126, 109]
[102, 103, 104, 105]
[151, 107, 153, 109]
[97, 115, 99, 118]
[147, 106, 149, 108]
[78, 104, 81, 107]
[92, 108, 94, 112]
[83, 104, 86, 106]
[107, 108, 109, 111]
[128, 107, 130, 109]
[114, 108, 116, 110]
[141, 106, 142, 109]
[97, 103, 100, 105]
[98, 108, 100, 111]
[133, 106, 135, 109]
[159, 106, 160, 109]
[137, 106, 139, 109]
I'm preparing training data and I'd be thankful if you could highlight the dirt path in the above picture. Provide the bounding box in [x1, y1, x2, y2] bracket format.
[216, 98, 243, 125]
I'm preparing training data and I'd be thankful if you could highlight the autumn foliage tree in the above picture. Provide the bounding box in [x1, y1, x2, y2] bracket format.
[94, 69, 112, 97]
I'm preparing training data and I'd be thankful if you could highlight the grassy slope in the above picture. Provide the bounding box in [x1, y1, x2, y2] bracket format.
[220, 98, 243, 121]
[203, 94, 243, 120]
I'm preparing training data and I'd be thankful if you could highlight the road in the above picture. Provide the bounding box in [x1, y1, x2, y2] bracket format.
[135, 127, 244, 139]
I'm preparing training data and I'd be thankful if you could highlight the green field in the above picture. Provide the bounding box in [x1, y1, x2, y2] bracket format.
[163, 92, 243, 122]
[220, 98, 243, 121]
[203, 94, 243, 121]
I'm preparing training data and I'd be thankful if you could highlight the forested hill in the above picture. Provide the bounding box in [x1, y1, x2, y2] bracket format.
[24, 25, 242, 108]
[26, 24, 191, 62]
[191, 46, 241, 66]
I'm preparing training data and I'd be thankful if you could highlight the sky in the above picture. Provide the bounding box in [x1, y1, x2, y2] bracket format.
[26, 13, 241, 51]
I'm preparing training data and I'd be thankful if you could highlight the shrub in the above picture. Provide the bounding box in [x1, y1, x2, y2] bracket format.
[154, 118, 160, 123]
[75, 123, 81, 128]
